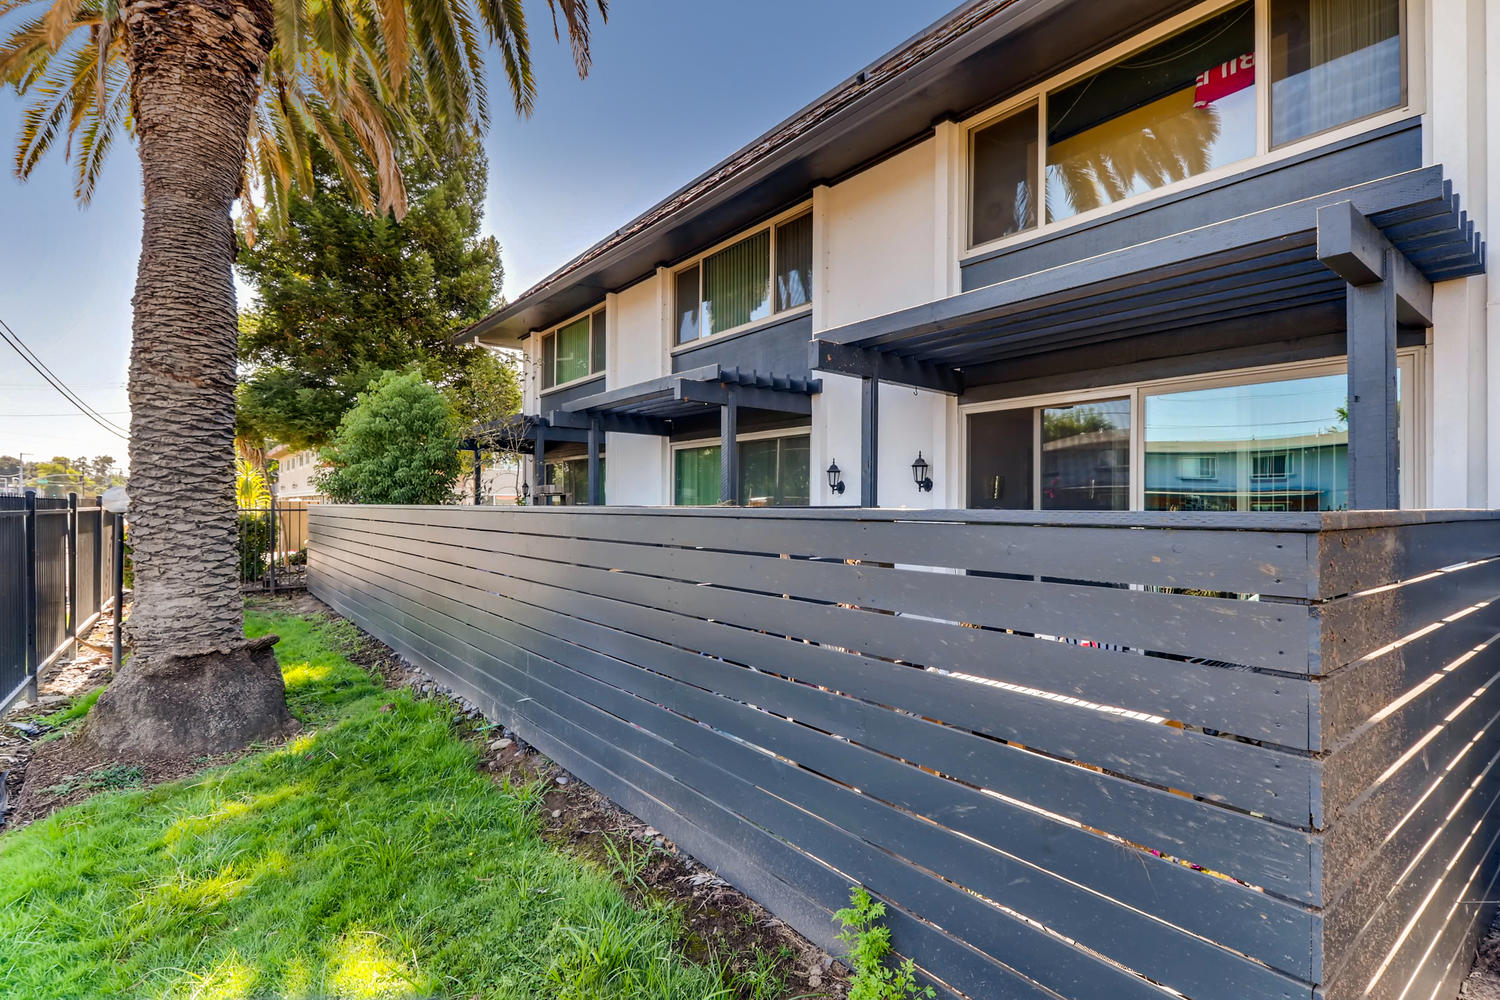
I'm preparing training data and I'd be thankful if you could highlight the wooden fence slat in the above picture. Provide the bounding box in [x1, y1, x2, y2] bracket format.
[316, 508, 1315, 669]
[314, 522, 1317, 822]
[310, 558, 1070, 1000]
[309, 547, 1317, 982]
[314, 503, 1320, 596]
[308, 505, 1500, 1000]
[309, 552, 1304, 1000]
[315, 516, 1310, 743]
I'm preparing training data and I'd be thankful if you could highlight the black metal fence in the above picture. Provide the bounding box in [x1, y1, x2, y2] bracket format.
[238, 499, 311, 591]
[311, 504, 1500, 1000]
[0, 492, 121, 714]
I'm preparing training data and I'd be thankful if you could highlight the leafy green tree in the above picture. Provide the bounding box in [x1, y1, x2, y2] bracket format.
[236, 126, 513, 450]
[317, 371, 462, 505]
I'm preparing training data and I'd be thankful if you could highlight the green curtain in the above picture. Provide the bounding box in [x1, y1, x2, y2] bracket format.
[674, 446, 720, 505]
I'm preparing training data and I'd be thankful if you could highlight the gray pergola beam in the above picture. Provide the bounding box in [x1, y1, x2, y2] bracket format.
[675, 379, 814, 415]
[811, 339, 962, 394]
[545, 409, 671, 437]
[1317, 200, 1433, 327]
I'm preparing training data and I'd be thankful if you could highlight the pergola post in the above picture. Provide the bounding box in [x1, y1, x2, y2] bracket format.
[1346, 253, 1400, 509]
[469, 440, 483, 505]
[533, 425, 547, 500]
[1317, 200, 1431, 510]
[587, 417, 603, 506]
[861, 376, 879, 507]
[720, 388, 739, 505]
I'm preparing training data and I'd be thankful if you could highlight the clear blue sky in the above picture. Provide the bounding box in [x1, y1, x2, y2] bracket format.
[0, 0, 954, 466]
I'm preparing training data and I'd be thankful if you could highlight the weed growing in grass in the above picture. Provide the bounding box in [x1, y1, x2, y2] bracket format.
[836, 887, 935, 1000]
[728, 945, 794, 1000]
[34, 686, 103, 728]
[0, 609, 730, 1000]
[601, 833, 656, 895]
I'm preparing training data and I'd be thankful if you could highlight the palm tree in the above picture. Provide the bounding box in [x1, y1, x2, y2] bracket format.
[1, 0, 604, 757]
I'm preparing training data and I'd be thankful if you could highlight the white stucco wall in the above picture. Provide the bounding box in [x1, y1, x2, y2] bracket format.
[1426, 0, 1490, 507]
[610, 275, 667, 386]
[812, 134, 957, 508]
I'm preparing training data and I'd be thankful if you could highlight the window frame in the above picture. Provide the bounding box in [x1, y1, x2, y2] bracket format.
[670, 427, 813, 506]
[962, 0, 1417, 254]
[671, 204, 815, 351]
[539, 307, 607, 393]
[959, 349, 1425, 511]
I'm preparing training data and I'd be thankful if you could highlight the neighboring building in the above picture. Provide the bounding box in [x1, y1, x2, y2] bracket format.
[469, 0, 1488, 517]
[268, 445, 324, 501]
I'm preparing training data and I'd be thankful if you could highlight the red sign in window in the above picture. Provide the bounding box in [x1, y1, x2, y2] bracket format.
[1194, 53, 1255, 108]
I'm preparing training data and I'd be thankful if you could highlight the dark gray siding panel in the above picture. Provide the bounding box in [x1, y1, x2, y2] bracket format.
[961, 119, 1422, 292]
[538, 374, 606, 411]
[672, 312, 813, 377]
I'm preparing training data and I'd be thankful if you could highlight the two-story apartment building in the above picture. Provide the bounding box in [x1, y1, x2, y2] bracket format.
[469, 0, 1489, 518]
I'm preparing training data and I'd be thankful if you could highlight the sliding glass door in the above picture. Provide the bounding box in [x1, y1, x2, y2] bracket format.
[674, 434, 811, 507]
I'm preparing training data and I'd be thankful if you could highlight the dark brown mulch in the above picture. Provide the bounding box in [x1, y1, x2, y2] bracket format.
[307, 593, 851, 999]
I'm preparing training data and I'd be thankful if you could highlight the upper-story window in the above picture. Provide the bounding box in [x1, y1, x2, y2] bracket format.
[969, 0, 1405, 246]
[675, 210, 813, 345]
[541, 308, 606, 390]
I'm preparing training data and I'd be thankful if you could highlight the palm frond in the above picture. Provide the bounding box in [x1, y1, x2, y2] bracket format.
[1, 0, 607, 232]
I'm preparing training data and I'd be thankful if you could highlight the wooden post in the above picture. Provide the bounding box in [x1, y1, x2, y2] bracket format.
[23, 489, 37, 702]
[861, 376, 879, 508]
[470, 440, 483, 505]
[1346, 249, 1400, 509]
[720, 388, 739, 505]
[66, 492, 77, 659]
[587, 417, 603, 506]
[533, 425, 547, 500]
[92, 497, 104, 617]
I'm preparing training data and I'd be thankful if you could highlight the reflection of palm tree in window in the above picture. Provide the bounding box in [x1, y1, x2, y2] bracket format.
[1049, 105, 1222, 216]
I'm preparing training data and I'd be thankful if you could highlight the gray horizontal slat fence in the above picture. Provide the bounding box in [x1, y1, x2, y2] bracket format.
[0, 504, 25, 707]
[308, 504, 1500, 1000]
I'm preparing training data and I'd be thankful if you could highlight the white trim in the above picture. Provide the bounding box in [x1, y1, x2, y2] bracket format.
[669, 303, 813, 357]
[958, 350, 1425, 511]
[671, 202, 815, 346]
[539, 371, 604, 397]
[960, 0, 1420, 259]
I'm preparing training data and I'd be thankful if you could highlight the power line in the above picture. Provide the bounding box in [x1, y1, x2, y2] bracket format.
[0, 317, 129, 440]
[0, 319, 129, 435]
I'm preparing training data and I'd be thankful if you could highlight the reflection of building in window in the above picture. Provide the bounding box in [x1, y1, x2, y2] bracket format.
[1178, 455, 1218, 480]
[1251, 452, 1290, 480]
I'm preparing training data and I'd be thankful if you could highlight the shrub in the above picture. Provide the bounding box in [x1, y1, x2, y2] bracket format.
[317, 371, 462, 505]
[237, 513, 273, 581]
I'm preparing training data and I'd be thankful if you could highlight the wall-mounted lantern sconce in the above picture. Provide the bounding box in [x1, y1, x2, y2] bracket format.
[911, 452, 933, 493]
[826, 461, 845, 495]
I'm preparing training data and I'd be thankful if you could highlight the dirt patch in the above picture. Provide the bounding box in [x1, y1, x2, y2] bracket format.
[8, 734, 239, 827]
[297, 592, 851, 999]
[2, 606, 125, 829]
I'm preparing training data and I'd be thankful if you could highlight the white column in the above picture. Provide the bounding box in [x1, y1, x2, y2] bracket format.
[1427, 0, 1489, 506]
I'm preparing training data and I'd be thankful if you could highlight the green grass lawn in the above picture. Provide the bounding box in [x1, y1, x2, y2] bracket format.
[0, 609, 734, 1000]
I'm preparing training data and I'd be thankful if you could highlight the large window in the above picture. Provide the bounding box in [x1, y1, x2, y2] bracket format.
[965, 359, 1414, 512]
[969, 0, 1406, 245]
[674, 434, 811, 506]
[676, 212, 813, 345]
[1269, 0, 1403, 145]
[1144, 373, 1353, 511]
[541, 457, 604, 504]
[541, 309, 606, 390]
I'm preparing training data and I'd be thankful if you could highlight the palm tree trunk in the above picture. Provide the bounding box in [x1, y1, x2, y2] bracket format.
[85, 0, 295, 756]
